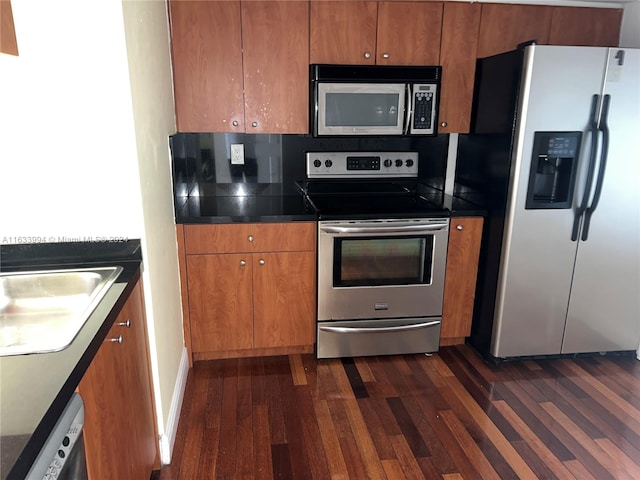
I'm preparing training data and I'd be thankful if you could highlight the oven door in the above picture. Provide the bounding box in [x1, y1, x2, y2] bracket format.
[317, 218, 449, 321]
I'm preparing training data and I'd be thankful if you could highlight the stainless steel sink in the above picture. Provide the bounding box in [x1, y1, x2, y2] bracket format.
[0, 266, 123, 356]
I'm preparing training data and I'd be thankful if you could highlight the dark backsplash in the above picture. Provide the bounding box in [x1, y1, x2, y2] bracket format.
[170, 133, 449, 199]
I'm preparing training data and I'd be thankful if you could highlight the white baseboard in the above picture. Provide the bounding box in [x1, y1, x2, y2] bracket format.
[159, 347, 189, 464]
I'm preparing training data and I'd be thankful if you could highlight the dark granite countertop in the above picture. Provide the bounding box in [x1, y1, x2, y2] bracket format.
[173, 185, 486, 223]
[0, 241, 143, 480]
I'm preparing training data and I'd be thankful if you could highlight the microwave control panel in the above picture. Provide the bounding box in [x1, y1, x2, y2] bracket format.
[306, 152, 418, 178]
[410, 84, 437, 135]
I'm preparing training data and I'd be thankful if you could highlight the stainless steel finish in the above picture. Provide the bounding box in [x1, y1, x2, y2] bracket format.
[441, 121, 447, 127]
[317, 317, 441, 358]
[0, 266, 122, 357]
[259, 259, 265, 265]
[306, 152, 418, 178]
[490, 46, 640, 358]
[109, 335, 124, 344]
[456, 225, 463, 231]
[240, 260, 246, 266]
[26, 393, 87, 480]
[319, 221, 448, 234]
[251, 121, 258, 127]
[248, 235, 254, 242]
[403, 86, 412, 135]
[118, 319, 131, 328]
[382, 52, 390, 59]
[320, 320, 440, 334]
[317, 218, 449, 321]
[364, 51, 371, 59]
[232, 120, 239, 126]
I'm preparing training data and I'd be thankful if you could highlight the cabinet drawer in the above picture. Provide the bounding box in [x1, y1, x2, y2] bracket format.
[184, 222, 316, 254]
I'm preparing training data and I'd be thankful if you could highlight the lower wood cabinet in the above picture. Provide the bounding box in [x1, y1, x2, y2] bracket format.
[441, 217, 484, 346]
[178, 222, 316, 361]
[78, 279, 159, 480]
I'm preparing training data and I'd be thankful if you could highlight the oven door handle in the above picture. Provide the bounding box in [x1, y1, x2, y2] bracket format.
[320, 224, 448, 235]
[319, 321, 440, 334]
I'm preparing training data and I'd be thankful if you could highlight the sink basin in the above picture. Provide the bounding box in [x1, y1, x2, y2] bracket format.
[0, 266, 123, 356]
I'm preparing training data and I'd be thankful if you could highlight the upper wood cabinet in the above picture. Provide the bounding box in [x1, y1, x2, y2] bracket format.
[477, 3, 553, 58]
[169, 0, 309, 133]
[438, 2, 481, 134]
[310, 1, 443, 66]
[310, 1, 377, 64]
[549, 7, 622, 47]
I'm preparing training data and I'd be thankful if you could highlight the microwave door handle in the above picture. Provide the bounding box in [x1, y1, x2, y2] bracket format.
[404, 84, 412, 135]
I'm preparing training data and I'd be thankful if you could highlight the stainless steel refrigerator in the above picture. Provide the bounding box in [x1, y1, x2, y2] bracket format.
[458, 44, 640, 361]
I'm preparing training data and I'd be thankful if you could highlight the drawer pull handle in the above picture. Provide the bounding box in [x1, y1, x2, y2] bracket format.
[259, 259, 265, 265]
[118, 319, 131, 328]
[108, 335, 124, 344]
[456, 225, 463, 231]
[240, 260, 246, 266]
[248, 235, 254, 242]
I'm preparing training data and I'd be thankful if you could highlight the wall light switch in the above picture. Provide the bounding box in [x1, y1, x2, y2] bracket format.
[231, 144, 245, 165]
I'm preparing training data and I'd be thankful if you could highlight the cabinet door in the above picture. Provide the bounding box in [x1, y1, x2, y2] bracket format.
[310, 1, 377, 64]
[253, 251, 316, 348]
[169, 1, 244, 132]
[80, 307, 134, 479]
[477, 4, 552, 58]
[120, 282, 159, 478]
[439, 2, 481, 133]
[187, 254, 254, 352]
[376, 2, 442, 66]
[242, 1, 309, 133]
[441, 217, 483, 344]
[549, 7, 622, 47]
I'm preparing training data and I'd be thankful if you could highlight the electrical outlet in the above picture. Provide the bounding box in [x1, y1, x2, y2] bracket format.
[230, 144, 244, 165]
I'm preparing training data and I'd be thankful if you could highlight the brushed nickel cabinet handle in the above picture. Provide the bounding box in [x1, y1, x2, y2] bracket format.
[248, 235, 254, 242]
[364, 51, 371, 59]
[456, 225, 463, 231]
[232, 120, 239, 127]
[240, 260, 246, 266]
[108, 335, 124, 344]
[118, 319, 131, 328]
[259, 259, 265, 265]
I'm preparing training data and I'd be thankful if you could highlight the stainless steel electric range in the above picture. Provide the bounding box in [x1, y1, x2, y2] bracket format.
[299, 151, 450, 359]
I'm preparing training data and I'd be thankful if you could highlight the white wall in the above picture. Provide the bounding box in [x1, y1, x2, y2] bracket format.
[621, 2, 640, 48]
[0, 0, 142, 240]
[121, 0, 186, 463]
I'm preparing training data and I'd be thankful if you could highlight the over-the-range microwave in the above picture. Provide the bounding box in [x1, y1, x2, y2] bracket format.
[311, 64, 441, 137]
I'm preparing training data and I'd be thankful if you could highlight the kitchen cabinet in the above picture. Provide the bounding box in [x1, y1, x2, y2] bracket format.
[181, 222, 316, 361]
[477, 3, 553, 58]
[549, 7, 622, 47]
[79, 279, 158, 480]
[438, 2, 481, 134]
[169, 0, 309, 133]
[441, 217, 483, 346]
[310, 1, 442, 66]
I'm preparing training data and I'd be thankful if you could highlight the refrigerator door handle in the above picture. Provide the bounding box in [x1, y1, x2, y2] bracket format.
[581, 94, 611, 241]
[572, 94, 601, 241]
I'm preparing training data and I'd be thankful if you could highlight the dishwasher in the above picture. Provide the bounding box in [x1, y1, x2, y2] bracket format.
[26, 393, 87, 480]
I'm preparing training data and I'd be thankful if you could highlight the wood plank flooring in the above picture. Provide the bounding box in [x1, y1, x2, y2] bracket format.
[156, 345, 640, 479]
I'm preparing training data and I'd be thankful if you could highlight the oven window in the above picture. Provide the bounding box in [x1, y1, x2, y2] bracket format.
[333, 236, 433, 287]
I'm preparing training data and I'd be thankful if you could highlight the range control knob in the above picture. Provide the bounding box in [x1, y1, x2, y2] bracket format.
[383, 159, 393, 168]
[313, 159, 321, 168]
[395, 159, 403, 167]
[405, 159, 414, 167]
[325, 159, 333, 168]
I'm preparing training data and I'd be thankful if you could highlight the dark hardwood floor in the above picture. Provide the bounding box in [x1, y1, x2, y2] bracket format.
[157, 345, 640, 479]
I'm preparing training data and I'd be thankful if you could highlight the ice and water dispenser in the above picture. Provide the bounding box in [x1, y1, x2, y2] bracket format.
[525, 132, 581, 209]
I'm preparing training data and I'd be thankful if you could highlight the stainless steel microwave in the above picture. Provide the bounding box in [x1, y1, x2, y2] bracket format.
[311, 64, 441, 136]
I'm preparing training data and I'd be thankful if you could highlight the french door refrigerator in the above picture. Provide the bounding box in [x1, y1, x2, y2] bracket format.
[458, 44, 640, 362]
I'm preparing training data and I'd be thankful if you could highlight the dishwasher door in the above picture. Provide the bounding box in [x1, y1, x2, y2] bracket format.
[26, 393, 87, 480]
